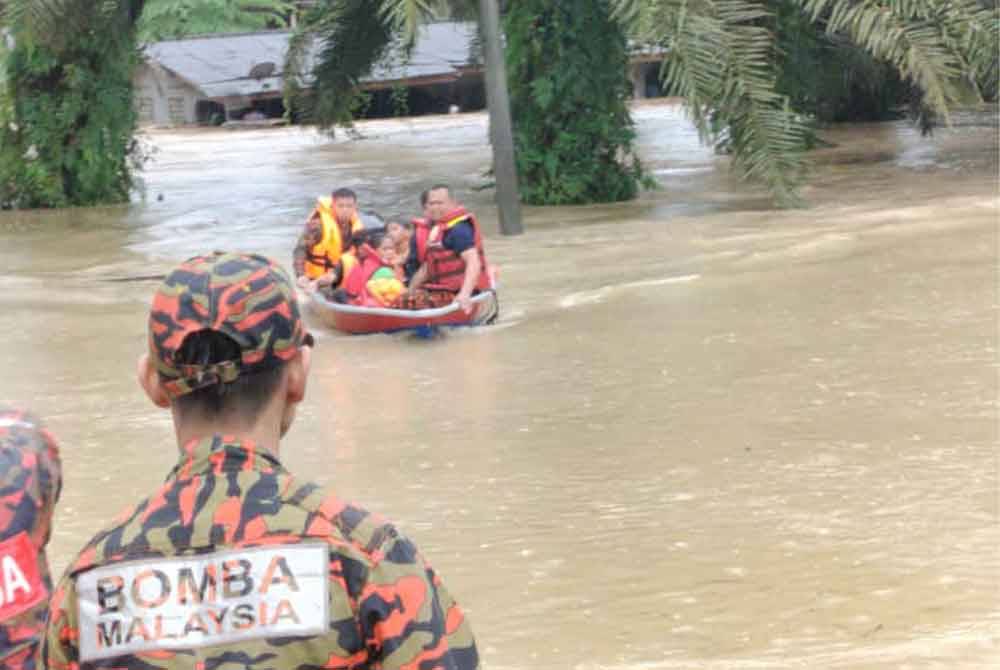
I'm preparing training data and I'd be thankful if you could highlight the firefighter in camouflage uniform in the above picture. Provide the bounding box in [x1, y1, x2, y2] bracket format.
[39, 252, 479, 669]
[0, 409, 62, 669]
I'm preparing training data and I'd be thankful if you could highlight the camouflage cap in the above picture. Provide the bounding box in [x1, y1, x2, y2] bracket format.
[149, 252, 314, 399]
[0, 408, 62, 545]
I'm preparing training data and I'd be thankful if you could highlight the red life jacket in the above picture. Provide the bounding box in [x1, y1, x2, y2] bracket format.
[424, 208, 492, 293]
[411, 217, 431, 264]
[340, 244, 388, 301]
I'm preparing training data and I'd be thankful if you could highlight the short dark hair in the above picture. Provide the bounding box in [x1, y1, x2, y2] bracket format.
[172, 330, 286, 422]
[419, 189, 430, 207]
[332, 187, 357, 201]
[367, 231, 388, 249]
[429, 184, 450, 196]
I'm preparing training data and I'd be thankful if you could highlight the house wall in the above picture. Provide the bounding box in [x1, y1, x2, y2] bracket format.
[133, 63, 201, 126]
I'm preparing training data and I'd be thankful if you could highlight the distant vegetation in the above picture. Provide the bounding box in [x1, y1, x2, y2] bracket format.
[138, 0, 293, 41]
[0, 0, 997, 209]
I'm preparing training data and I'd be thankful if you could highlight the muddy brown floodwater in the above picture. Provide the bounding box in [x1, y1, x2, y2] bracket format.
[0, 100, 997, 668]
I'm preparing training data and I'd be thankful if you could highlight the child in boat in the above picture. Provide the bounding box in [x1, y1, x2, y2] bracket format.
[366, 234, 407, 306]
[331, 233, 406, 307]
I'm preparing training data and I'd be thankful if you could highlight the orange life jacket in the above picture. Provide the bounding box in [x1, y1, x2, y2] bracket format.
[424, 208, 492, 293]
[303, 197, 364, 279]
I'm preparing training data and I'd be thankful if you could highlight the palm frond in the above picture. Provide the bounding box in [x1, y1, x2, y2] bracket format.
[797, 0, 994, 126]
[284, 0, 394, 128]
[4, 0, 143, 50]
[618, 0, 810, 207]
[284, 0, 476, 129]
[376, 0, 435, 47]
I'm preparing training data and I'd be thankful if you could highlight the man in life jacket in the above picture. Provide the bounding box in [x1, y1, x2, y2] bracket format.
[408, 184, 492, 313]
[292, 187, 365, 292]
[0, 408, 62, 670]
[39, 252, 479, 669]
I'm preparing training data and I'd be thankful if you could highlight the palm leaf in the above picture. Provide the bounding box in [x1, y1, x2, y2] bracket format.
[617, 0, 810, 206]
[4, 0, 144, 51]
[284, 0, 395, 128]
[797, 0, 995, 126]
[284, 0, 475, 128]
[376, 0, 436, 47]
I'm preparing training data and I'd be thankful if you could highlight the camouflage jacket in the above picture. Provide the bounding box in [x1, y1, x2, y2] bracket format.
[0, 409, 62, 670]
[292, 214, 324, 278]
[40, 435, 478, 669]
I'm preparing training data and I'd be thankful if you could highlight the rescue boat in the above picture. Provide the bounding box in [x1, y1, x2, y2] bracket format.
[305, 289, 499, 336]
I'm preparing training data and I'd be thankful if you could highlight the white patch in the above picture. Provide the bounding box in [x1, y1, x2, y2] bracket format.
[0, 555, 31, 604]
[0, 418, 34, 429]
[77, 544, 328, 661]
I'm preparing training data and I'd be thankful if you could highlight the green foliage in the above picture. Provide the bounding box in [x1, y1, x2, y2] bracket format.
[0, 4, 142, 209]
[284, 0, 476, 127]
[284, 0, 396, 128]
[287, 0, 647, 204]
[138, 0, 293, 41]
[619, 0, 811, 206]
[798, 0, 996, 129]
[505, 1, 648, 205]
[390, 83, 410, 116]
[349, 89, 373, 117]
[616, 0, 999, 206]
[770, 0, 907, 124]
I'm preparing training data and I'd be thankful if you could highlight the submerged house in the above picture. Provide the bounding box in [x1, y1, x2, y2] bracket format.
[133, 22, 483, 126]
[133, 21, 665, 127]
[135, 31, 290, 126]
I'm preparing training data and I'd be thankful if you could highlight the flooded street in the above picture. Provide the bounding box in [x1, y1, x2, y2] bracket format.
[0, 100, 997, 668]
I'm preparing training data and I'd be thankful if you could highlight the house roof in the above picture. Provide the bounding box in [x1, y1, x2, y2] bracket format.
[143, 21, 665, 100]
[144, 22, 479, 100]
[366, 22, 479, 86]
[145, 31, 290, 99]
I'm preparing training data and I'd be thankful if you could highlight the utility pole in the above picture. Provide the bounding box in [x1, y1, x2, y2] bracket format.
[477, 0, 523, 236]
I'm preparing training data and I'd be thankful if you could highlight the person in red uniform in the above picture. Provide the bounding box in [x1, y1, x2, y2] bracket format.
[39, 252, 479, 669]
[0, 408, 61, 670]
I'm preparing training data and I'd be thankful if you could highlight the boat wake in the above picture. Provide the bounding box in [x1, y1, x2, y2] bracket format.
[559, 274, 700, 309]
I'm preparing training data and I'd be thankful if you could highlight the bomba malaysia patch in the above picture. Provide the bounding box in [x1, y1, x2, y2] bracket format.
[76, 544, 329, 661]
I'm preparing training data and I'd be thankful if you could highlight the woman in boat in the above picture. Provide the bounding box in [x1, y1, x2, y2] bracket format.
[365, 235, 407, 306]
[384, 192, 433, 286]
[332, 233, 406, 307]
[386, 221, 412, 268]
